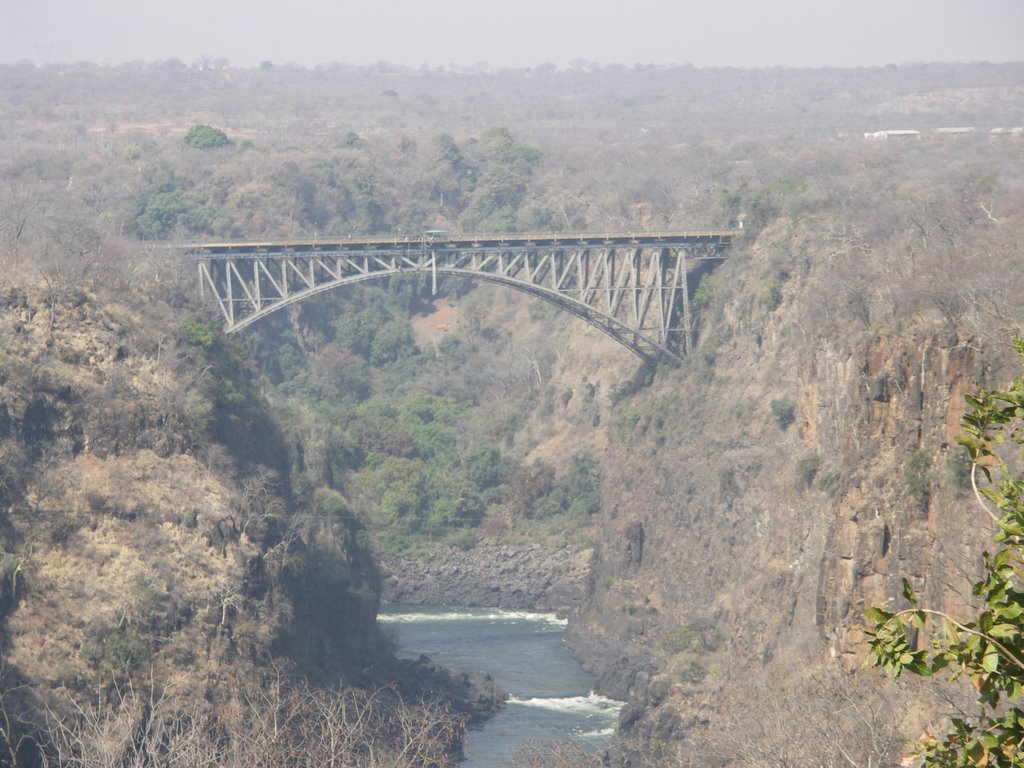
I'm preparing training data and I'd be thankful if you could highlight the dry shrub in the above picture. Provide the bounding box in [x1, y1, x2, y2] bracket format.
[40, 673, 464, 768]
[715, 665, 912, 768]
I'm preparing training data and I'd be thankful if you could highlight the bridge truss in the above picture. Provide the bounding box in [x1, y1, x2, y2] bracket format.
[191, 232, 735, 364]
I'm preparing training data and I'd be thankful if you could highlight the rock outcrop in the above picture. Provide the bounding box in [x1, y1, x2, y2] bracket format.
[395, 655, 507, 723]
[379, 541, 591, 612]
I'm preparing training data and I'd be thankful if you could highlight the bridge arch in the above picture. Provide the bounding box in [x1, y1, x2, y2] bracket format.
[191, 232, 735, 364]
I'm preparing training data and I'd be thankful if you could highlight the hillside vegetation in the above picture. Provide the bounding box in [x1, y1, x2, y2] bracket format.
[1, 60, 1023, 765]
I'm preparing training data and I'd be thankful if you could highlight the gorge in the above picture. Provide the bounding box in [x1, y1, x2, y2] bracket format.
[1, 60, 1023, 766]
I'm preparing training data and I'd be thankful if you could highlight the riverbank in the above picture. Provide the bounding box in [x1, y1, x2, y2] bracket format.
[378, 541, 592, 612]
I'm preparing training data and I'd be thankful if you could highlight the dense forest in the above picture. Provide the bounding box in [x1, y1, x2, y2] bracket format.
[1, 59, 1024, 766]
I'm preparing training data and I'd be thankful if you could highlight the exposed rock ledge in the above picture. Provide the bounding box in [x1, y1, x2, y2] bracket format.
[378, 541, 592, 611]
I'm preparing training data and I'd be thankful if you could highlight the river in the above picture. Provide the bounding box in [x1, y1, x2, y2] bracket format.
[378, 606, 623, 767]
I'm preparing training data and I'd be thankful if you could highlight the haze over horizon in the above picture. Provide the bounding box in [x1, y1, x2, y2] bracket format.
[4, 0, 1024, 71]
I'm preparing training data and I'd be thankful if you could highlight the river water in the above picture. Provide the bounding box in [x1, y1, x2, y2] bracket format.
[378, 606, 623, 767]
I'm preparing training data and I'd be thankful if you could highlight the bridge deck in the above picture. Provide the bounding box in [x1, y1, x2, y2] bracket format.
[186, 230, 738, 256]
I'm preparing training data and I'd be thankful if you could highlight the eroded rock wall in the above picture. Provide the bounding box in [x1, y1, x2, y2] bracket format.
[562, 225, 1018, 758]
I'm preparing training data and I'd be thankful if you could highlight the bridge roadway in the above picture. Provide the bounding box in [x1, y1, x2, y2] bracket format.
[189, 230, 738, 365]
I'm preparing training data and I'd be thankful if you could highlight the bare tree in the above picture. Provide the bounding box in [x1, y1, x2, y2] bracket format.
[27, 436, 73, 516]
[38, 671, 464, 768]
[0, 181, 40, 267]
[44, 677, 219, 768]
[239, 469, 286, 538]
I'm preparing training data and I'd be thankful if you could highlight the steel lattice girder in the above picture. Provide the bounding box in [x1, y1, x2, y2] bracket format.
[191, 232, 735, 364]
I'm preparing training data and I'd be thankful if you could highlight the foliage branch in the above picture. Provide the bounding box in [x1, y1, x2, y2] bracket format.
[864, 339, 1024, 766]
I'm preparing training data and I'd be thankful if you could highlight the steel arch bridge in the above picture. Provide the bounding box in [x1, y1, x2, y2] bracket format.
[189, 231, 736, 365]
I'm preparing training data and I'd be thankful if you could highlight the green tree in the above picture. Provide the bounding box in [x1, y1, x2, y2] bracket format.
[796, 453, 820, 488]
[694, 273, 714, 308]
[183, 124, 232, 150]
[334, 304, 415, 364]
[760, 278, 783, 310]
[131, 189, 190, 239]
[457, 128, 542, 233]
[865, 340, 1024, 767]
[361, 455, 428, 527]
[566, 452, 601, 516]
[424, 133, 470, 216]
[770, 397, 796, 430]
[0, 439, 28, 507]
[508, 460, 556, 518]
[409, 422, 457, 463]
[185, 321, 216, 350]
[462, 445, 503, 489]
[351, 399, 416, 458]
[904, 447, 934, 499]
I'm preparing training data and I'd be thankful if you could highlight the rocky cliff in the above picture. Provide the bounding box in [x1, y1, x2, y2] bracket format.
[0, 266, 387, 736]
[559, 214, 1023, 760]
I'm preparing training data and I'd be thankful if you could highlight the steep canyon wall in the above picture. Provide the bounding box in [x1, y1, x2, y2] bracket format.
[563, 222, 1020, 757]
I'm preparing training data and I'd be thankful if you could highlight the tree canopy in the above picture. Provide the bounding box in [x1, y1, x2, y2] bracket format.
[183, 123, 232, 150]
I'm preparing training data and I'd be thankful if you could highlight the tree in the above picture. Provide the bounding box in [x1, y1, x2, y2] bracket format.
[865, 339, 1024, 767]
[719, 667, 904, 768]
[37, 214, 103, 333]
[41, 673, 463, 768]
[183, 124, 232, 150]
[0, 181, 40, 266]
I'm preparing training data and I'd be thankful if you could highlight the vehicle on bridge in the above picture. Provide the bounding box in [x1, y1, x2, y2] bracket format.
[422, 229, 450, 243]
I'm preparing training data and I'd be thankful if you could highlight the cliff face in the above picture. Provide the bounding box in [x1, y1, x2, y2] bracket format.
[561, 218, 1019, 758]
[0, 270, 384, 726]
[811, 335, 992, 662]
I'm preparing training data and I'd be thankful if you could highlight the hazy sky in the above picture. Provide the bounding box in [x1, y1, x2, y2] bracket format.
[4, 0, 1023, 70]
